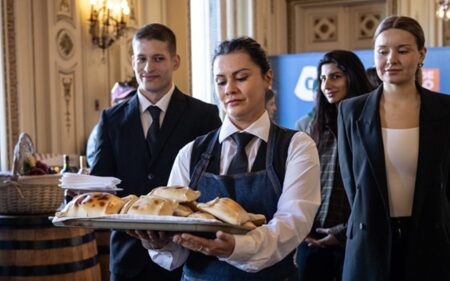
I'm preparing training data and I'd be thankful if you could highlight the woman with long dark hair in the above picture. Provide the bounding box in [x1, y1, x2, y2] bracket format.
[297, 50, 372, 281]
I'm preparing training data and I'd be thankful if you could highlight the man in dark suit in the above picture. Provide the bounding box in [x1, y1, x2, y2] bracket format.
[90, 23, 221, 281]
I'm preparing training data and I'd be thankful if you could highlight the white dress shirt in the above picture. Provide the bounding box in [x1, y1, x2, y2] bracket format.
[149, 111, 321, 272]
[137, 84, 175, 137]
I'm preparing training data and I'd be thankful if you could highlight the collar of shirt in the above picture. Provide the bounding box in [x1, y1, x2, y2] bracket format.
[217, 111, 270, 173]
[219, 111, 270, 143]
[137, 84, 175, 136]
[137, 83, 175, 115]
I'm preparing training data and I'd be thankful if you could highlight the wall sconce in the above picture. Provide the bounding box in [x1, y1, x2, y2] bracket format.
[437, 0, 450, 21]
[89, 0, 130, 50]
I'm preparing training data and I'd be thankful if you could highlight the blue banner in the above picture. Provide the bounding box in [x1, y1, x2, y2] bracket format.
[270, 47, 450, 130]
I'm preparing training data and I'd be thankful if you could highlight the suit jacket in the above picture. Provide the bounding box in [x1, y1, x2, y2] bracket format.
[90, 87, 222, 277]
[338, 85, 450, 281]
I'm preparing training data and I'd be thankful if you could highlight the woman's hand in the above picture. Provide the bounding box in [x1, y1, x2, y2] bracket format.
[172, 231, 235, 258]
[304, 228, 339, 248]
[126, 230, 173, 250]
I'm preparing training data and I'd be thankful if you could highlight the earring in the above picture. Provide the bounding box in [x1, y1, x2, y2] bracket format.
[418, 62, 424, 68]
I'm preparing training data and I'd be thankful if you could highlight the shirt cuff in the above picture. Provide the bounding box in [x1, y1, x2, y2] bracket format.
[148, 242, 189, 271]
[217, 233, 259, 272]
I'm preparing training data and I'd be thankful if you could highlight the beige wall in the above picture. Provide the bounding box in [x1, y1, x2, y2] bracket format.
[1, 0, 190, 165]
[139, 0, 190, 94]
[165, 0, 190, 95]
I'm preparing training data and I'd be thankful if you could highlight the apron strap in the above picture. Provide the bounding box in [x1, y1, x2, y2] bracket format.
[266, 123, 283, 197]
[189, 129, 220, 189]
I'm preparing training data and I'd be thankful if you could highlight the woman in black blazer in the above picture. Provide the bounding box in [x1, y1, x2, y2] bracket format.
[338, 16, 450, 281]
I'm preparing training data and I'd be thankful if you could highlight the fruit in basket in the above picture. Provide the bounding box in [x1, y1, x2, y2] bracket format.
[22, 161, 32, 175]
[27, 154, 37, 167]
[35, 160, 49, 173]
[29, 167, 47, 175]
[22, 155, 49, 175]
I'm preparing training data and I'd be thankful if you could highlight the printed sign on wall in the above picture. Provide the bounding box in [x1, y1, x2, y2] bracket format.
[270, 47, 450, 129]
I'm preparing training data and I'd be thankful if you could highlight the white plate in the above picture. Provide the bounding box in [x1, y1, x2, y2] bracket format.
[59, 186, 123, 192]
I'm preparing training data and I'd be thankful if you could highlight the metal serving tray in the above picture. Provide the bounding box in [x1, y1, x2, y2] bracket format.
[51, 215, 251, 235]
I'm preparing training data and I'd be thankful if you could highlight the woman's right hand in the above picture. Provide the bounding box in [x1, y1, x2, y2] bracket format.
[126, 230, 172, 250]
[304, 228, 339, 248]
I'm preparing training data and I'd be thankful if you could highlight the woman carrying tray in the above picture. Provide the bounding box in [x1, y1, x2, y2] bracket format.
[130, 37, 321, 281]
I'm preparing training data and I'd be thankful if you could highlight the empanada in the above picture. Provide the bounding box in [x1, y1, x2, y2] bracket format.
[119, 194, 139, 214]
[196, 197, 250, 225]
[248, 213, 266, 226]
[126, 195, 178, 216]
[148, 186, 201, 202]
[173, 203, 194, 217]
[241, 221, 257, 229]
[56, 192, 125, 217]
[188, 211, 216, 220]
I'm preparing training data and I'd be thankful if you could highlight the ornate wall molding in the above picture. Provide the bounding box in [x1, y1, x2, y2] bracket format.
[60, 72, 74, 134]
[313, 16, 338, 43]
[48, 0, 84, 154]
[56, 0, 75, 27]
[56, 29, 75, 60]
[288, 0, 385, 52]
[1, 0, 19, 169]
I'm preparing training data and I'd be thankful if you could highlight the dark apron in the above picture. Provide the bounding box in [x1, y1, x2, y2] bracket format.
[182, 127, 297, 281]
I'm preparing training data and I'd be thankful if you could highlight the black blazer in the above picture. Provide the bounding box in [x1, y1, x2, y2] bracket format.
[90, 87, 221, 276]
[338, 85, 450, 281]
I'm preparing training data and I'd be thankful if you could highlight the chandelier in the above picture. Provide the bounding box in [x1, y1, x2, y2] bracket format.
[437, 0, 450, 21]
[89, 0, 130, 50]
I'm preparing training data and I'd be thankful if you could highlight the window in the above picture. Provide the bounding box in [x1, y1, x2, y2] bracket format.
[189, 0, 220, 104]
[190, 0, 254, 105]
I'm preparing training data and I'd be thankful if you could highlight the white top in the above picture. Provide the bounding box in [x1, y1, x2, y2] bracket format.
[381, 127, 419, 217]
[137, 84, 175, 138]
[148, 111, 321, 272]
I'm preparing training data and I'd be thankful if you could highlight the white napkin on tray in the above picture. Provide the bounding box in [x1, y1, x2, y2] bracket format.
[60, 173, 121, 190]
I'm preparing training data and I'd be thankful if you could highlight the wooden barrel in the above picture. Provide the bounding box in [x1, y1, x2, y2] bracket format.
[94, 229, 110, 281]
[0, 215, 101, 281]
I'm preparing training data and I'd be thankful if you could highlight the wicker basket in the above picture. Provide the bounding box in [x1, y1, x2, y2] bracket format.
[0, 174, 64, 214]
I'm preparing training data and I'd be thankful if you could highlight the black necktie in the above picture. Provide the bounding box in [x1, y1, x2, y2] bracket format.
[146, 106, 161, 158]
[227, 132, 254, 175]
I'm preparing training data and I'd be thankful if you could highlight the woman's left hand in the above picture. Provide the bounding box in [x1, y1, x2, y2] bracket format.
[126, 230, 173, 250]
[172, 231, 235, 258]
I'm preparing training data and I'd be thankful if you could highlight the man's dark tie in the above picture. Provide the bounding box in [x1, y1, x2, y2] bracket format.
[146, 106, 161, 158]
[227, 132, 254, 175]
